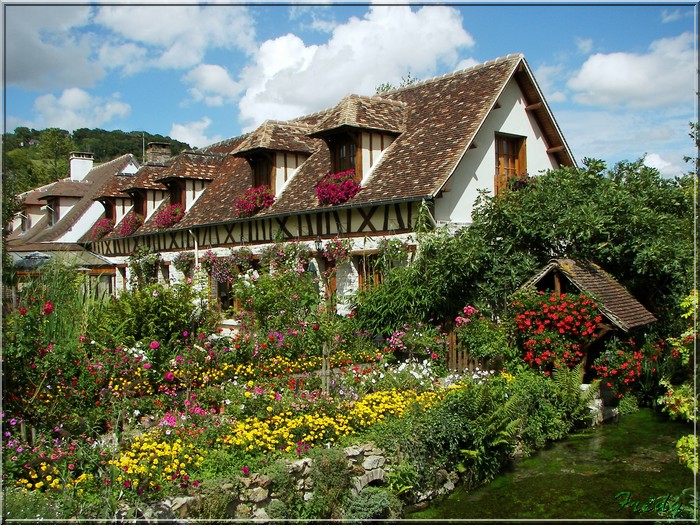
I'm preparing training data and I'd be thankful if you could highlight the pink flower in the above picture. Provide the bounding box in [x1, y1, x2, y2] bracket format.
[242, 466, 249, 475]
[67, 463, 75, 471]
[182, 331, 189, 338]
[431, 352, 438, 360]
[149, 341, 160, 350]
[143, 363, 152, 370]
[164, 371, 175, 382]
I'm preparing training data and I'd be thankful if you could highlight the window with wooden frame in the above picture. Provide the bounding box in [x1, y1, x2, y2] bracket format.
[252, 154, 274, 193]
[495, 134, 526, 195]
[329, 133, 359, 179]
[356, 254, 383, 291]
[169, 180, 185, 207]
[132, 192, 146, 217]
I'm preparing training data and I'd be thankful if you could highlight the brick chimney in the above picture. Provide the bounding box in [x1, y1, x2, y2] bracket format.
[69, 151, 94, 181]
[145, 142, 172, 164]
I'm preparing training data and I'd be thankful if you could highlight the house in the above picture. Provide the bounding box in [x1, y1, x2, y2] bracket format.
[7, 151, 140, 297]
[81, 54, 577, 314]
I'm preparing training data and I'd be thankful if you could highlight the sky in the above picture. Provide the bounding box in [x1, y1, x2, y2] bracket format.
[3, 1, 698, 178]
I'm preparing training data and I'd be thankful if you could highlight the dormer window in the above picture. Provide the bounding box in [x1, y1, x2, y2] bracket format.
[21, 213, 31, 232]
[170, 180, 185, 207]
[329, 133, 359, 179]
[252, 154, 274, 193]
[132, 192, 146, 217]
[46, 199, 59, 226]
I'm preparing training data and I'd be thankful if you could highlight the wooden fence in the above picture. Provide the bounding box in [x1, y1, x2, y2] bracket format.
[446, 330, 490, 374]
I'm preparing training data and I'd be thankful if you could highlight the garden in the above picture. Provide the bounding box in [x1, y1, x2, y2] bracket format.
[2, 159, 697, 521]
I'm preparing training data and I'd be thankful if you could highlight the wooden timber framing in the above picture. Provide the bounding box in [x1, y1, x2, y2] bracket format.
[92, 200, 420, 256]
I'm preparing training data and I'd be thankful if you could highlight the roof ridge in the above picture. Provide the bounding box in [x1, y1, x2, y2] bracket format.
[91, 152, 136, 170]
[377, 53, 524, 96]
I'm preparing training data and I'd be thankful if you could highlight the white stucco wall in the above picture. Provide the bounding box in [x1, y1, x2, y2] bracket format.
[145, 190, 166, 220]
[434, 79, 560, 225]
[185, 180, 208, 210]
[55, 200, 105, 242]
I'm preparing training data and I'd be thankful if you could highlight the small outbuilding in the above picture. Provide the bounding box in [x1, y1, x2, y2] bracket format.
[522, 258, 657, 375]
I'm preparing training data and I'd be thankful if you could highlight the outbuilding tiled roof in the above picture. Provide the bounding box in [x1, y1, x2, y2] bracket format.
[523, 258, 657, 332]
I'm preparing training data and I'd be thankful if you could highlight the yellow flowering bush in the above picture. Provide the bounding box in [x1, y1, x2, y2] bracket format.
[109, 430, 206, 493]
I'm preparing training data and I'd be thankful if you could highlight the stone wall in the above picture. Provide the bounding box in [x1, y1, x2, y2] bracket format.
[115, 441, 460, 522]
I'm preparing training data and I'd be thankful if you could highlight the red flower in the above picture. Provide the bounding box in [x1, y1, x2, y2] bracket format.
[18, 307, 27, 315]
[42, 300, 54, 315]
[164, 371, 175, 382]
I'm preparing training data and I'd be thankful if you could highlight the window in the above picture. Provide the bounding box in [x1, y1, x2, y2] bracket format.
[46, 199, 59, 226]
[132, 193, 146, 217]
[330, 133, 358, 179]
[21, 213, 31, 232]
[357, 254, 383, 291]
[495, 134, 526, 194]
[170, 181, 185, 207]
[252, 154, 274, 192]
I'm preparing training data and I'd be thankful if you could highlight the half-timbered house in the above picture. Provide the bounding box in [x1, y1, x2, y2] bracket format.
[76, 54, 577, 314]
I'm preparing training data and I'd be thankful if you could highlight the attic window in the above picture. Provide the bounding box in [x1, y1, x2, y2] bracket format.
[495, 134, 526, 195]
[132, 192, 146, 217]
[170, 180, 185, 207]
[46, 198, 59, 226]
[251, 154, 274, 194]
[329, 133, 359, 180]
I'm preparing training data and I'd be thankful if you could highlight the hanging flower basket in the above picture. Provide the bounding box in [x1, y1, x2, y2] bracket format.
[172, 251, 195, 275]
[234, 186, 275, 218]
[153, 204, 185, 230]
[90, 217, 114, 240]
[315, 169, 361, 206]
[321, 238, 352, 265]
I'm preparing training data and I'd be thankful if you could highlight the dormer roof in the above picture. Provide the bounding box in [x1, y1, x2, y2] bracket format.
[308, 94, 407, 137]
[154, 151, 226, 184]
[232, 121, 316, 157]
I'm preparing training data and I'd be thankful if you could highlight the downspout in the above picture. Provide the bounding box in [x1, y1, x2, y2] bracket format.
[188, 229, 199, 266]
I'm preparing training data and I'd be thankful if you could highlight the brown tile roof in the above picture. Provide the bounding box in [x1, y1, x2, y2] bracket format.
[121, 164, 168, 192]
[309, 95, 407, 137]
[96, 173, 139, 199]
[232, 121, 316, 157]
[37, 180, 92, 200]
[154, 151, 226, 183]
[13, 154, 137, 245]
[523, 258, 657, 332]
[92, 55, 575, 236]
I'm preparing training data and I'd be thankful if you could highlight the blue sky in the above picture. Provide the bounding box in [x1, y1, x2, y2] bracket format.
[4, 1, 697, 177]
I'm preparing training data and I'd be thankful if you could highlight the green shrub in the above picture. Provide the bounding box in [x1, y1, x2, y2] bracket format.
[343, 486, 402, 520]
[306, 447, 351, 519]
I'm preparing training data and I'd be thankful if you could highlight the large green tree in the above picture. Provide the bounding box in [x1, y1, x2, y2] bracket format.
[354, 158, 694, 337]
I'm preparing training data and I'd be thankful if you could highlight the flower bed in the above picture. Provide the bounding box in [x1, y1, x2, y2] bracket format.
[90, 217, 114, 240]
[116, 213, 144, 236]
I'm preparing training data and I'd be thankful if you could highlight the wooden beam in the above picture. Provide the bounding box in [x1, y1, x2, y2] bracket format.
[547, 145, 565, 154]
[525, 102, 543, 112]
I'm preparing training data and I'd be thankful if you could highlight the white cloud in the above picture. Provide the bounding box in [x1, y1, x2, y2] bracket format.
[534, 63, 568, 104]
[32, 88, 130, 131]
[237, 5, 474, 131]
[661, 9, 683, 23]
[556, 108, 692, 178]
[169, 117, 223, 149]
[576, 38, 593, 54]
[183, 65, 242, 107]
[567, 32, 695, 110]
[6, 5, 103, 90]
[93, 5, 257, 71]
